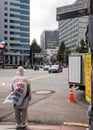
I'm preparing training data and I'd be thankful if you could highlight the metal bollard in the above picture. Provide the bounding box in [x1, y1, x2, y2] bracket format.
[88, 105, 93, 130]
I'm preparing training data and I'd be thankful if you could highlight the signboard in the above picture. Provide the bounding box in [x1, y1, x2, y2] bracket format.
[56, 0, 88, 21]
[57, 1, 87, 14]
[85, 53, 92, 103]
[68, 55, 82, 84]
[57, 8, 88, 20]
[34, 53, 44, 58]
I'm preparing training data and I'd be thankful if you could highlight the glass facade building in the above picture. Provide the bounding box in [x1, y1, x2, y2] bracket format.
[0, 0, 30, 54]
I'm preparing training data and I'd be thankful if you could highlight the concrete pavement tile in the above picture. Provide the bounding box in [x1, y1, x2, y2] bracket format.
[0, 125, 88, 130]
[0, 125, 15, 130]
[61, 126, 87, 130]
[28, 125, 61, 130]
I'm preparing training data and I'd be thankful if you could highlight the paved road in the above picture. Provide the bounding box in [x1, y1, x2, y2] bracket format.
[0, 68, 89, 126]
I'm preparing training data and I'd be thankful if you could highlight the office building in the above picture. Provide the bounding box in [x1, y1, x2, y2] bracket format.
[0, 0, 30, 65]
[40, 30, 59, 62]
[56, 0, 88, 52]
[41, 30, 59, 50]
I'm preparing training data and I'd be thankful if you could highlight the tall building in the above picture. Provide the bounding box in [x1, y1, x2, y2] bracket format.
[56, 0, 88, 52]
[41, 30, 59, 51]
[0, 0, 30, 66]
[40, 30, 59, 63]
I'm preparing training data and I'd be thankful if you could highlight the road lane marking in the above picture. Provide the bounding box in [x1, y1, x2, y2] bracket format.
[30, 75, 53, 81]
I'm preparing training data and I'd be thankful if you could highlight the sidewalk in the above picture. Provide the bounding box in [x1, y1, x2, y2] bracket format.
[0, 124, 89, 130]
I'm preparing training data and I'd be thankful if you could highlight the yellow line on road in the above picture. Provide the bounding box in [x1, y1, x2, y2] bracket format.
[63, 122, 88, 127]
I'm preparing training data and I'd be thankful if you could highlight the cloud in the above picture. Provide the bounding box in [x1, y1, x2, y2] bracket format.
[30, 0, 75, 44]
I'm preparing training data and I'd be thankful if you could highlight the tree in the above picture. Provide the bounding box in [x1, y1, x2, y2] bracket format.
[56, 41, 70, 65]
[29, 39, 41, 66]
[57, 41, 65, 63]
[64, 47, 70, 65]
[76, 39, 88, 53]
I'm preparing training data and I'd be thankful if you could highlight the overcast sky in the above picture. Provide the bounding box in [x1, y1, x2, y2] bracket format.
[30, 0, 76, 45]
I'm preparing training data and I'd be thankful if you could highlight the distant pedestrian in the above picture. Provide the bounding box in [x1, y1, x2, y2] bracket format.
[12, 66, 31, 128]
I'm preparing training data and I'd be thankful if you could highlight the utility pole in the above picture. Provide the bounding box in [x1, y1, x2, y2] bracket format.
[32, 52, 34, 68]
[88, 0, 93, 130]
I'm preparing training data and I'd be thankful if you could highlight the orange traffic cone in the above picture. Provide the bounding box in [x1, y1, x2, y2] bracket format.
[67, 88, 76, 103]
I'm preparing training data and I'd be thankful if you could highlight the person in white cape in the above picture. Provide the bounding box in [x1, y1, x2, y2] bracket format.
[11, 66, 31, 128]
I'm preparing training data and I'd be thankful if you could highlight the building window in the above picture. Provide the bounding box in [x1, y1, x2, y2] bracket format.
[15, 0, 30, 4]
[4, 19, 8, 22]
[10, 14, 14, 17]
[10, 20, 14, 23]
[4, 25, 8, 28]
[4, 7, 8, 10]
[4, 1, 8, 5]
[10, 37, 14, 40]
[4, 37, 7, 40]
[10, 26, 14, 28]
[10, 8, 29, 15]
[10, 31, 14, 34]
[4, 13, 8, 16]
[4, 31, 8, 34]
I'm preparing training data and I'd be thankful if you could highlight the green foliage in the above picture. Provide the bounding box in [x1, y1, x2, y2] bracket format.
[57, 41, 70, 65]
[76, 39, 88, 53]
[57, 41, 65, 62]
[29, 39, 42, 65]
[30, 39, 41, 55]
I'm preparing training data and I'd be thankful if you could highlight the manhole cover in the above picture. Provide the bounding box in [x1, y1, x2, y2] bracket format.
[33, 90, 55, 95]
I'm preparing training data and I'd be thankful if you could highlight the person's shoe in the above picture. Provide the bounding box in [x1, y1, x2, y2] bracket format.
[16, 124, 21, 128]
[21, 123, 28, 128]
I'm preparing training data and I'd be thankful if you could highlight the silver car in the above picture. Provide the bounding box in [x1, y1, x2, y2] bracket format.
[48, 65, 62, 73]
[43, 64, 50, 71]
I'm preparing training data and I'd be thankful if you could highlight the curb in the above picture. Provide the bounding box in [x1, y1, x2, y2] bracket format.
[63, 122, 88, 128]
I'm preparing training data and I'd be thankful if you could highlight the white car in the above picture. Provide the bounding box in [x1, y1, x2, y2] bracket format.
[48, 65, 62, 73]
[43, 65, 50, 71]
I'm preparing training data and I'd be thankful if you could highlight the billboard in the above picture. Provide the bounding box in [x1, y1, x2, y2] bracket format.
[57, 8, 88, 20]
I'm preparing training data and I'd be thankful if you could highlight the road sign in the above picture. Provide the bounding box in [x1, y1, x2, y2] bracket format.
[34, 53, 44, 58]
[57, 8, 88, 20]
[56, 0, 88, 21]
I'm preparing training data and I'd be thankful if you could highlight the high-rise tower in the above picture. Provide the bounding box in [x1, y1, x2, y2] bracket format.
[0, 0, 30, 66]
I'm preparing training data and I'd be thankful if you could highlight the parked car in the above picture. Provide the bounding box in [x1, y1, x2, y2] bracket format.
[48, 64, 62, 73]
[43, 64, 50, 71]
[38, 65, 44, 69]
